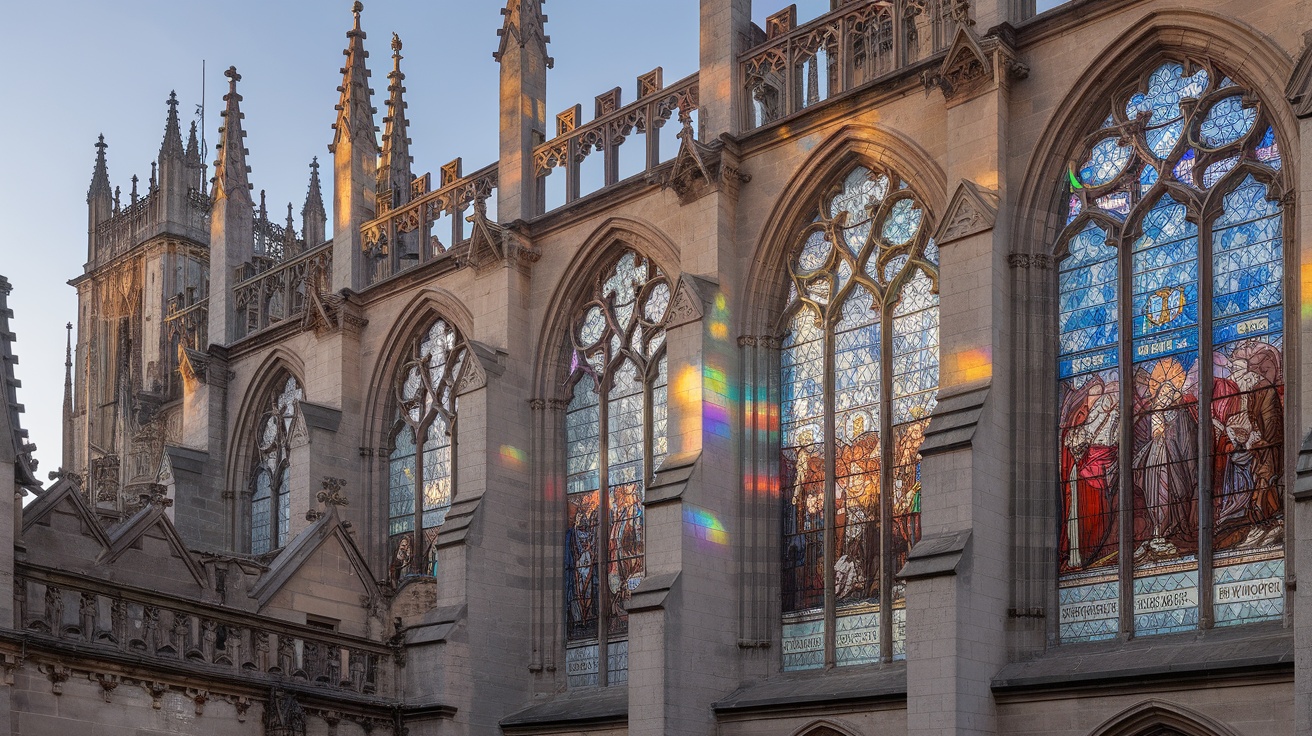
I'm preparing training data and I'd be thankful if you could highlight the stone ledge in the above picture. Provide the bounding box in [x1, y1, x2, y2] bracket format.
[500, 686, 627, 732]
[991, 622, 1293, 696]
[713, 662, 906, 715]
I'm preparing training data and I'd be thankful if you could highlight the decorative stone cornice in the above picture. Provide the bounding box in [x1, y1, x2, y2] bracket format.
[1007, 253, 1055, 270]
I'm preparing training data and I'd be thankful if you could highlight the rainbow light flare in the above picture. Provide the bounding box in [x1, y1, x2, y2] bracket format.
[683, 505, 730, 549]
[499, 444, 526, 472]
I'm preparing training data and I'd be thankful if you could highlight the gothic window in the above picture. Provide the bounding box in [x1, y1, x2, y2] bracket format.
[1057, 61, 1286, 642]
[251, 374, 303, 555]
[387, 318, 466, 581]
[564, 250, 671, 687]
[780, 165, 940, 670]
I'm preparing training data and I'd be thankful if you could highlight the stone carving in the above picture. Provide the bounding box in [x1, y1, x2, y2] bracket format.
[932, 179, 999, 246]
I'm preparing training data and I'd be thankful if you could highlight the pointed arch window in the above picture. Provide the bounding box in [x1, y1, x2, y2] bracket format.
[780, 165, 940, 670]
[1056, 61, 1287, 642]
[564, 250, 671, 687]
[251, 374, 303, 555]
[387, 318, 466, 581]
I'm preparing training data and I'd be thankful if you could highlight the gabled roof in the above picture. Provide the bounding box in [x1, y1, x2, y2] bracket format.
[99, 503, 207, 587]
[249, 506, 379, 608]
[22, 478, 111, 550]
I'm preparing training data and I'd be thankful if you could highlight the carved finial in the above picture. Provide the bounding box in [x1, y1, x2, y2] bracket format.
[160, 90, 184, 160]
[89, 134, 111, 198]
[391, 32, 402, 55]
[224, 65, 241, 86]
[130, 175, 139, 203]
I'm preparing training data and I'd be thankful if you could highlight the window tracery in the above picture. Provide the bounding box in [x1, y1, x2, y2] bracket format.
[251, 374, 303, 555]
[780, 165, 940, 670]
[564, 250, 671, 687]
[387, 318, 466, 581]
[1057, 61, 1286, 642]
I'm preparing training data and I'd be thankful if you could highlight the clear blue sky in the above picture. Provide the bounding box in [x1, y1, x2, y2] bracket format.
[0, 0, 1064, 478]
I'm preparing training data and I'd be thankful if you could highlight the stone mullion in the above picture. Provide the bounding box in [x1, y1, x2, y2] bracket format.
[880, 305, 895, 662]
[1198, 220, 1217, 629]
[597, 374, 613, 687]
[411, 415, 427, 577]
[823, 315, 838, 666]
[1117, 227, 1135, 638]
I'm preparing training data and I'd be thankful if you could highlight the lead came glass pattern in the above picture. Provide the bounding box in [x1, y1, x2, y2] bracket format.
[250, 375, 302, 555]
[387, 319, 466, 581]
[1056, 61, 1286, 642]
[564, 250, 671, 688]
[781, 165, 939, 669]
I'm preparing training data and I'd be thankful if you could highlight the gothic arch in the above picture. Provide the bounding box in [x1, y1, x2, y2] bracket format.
[740, 123, 947, 339]
[361, 287, 476, 452]
[1087, 699, 1243, 736]
[1006, 11, 1302, 646]
[225, 350, 306, 492]
[790, 719, 861, 736]
[1012, 8, 1297, 256]
[531, 216, 682, 401]
[226, 352, 306, 553]
[359, 288, 476, 575]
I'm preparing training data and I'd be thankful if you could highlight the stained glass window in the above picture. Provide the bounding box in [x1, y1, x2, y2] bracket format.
[781, 165, 940, 670]
[1057, 61, 1285, 642]
[251, 375, 303, 555]
[387, 318, 466, 581]
[564, 250, 671, 687]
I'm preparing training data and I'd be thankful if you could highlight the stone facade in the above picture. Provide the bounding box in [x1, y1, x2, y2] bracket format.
[2, 0, 1308, 734]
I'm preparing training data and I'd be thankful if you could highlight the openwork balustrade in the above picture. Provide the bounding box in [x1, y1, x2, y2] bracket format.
[233, 243, 333, 339]
[16, 572, 390, 695]
[361, 163, 498, 287]
[533, 70, 699, 213]
[742, 0, 960, 130]
[92, 189, 210, 265]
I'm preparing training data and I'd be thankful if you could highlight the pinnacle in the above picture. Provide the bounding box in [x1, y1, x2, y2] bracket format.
[331, 0, 379, 152]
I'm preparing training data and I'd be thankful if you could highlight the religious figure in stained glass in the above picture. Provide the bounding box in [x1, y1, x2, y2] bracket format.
[1056, 60, 1286, 642]
[563, 250, 671, 687]
[386, 318, 466, 581]
[780, 164, 940, 670]
[251, 374, 303, 555]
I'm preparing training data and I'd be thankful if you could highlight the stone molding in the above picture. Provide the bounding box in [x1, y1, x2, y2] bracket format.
[897, 529, 971, 581]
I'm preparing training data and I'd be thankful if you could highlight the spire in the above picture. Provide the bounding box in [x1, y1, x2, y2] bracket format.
[61, 322, 74, 475]
[88, 135, 111, 201]
[302, 157, 326, 247]
[212, 66, 253, 205]
[330, 1, 378, 154]
[186, 120, 200, 162]
[495, 0, 552, 66]
[379, 32, 414, 206]
[159, 91, 185, 161]
[284, 203, 301, 255]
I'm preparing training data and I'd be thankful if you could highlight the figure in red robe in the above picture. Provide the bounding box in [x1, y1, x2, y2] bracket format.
[1059, 376, 1120, 572]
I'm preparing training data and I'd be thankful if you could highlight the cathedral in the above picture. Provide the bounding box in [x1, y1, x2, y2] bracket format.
[0, 0, 1309, 733]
